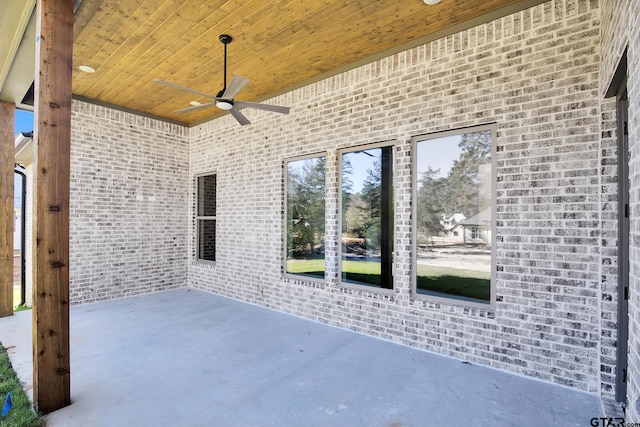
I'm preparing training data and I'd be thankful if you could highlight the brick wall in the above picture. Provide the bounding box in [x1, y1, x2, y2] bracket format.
[600, 0, 629, 95]
[600, 97, 620, 405]
[628, 0, 640, 415]
[189, 0, 604, 394]
[599, 0, 640, 419]
[600, 0, 640, 419]
[68, 101, 189, 304]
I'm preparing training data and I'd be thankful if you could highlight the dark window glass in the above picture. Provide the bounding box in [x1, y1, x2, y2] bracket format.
[197, 174, 216, 262]
[341, 145, 394, 289]
[198, 175, 216, 217]
[198, 219, 216, 262]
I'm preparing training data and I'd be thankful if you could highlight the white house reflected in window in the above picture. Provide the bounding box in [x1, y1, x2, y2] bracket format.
[413, 126, 495, 304]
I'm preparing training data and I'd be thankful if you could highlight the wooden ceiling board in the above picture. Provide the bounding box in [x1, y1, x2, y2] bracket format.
[79, 0, 169, 68]
[95, 0, 339, 116]
[82, 1, 247, 101]
[73, 0, 106, 41]
[147, 1, 414, 121]
[77, 0, 209, 98]
[68, 0, 540, 126]
[138, 0, 316, 91]
[73, 0, 180, 81]
[142, 1, 354, 98]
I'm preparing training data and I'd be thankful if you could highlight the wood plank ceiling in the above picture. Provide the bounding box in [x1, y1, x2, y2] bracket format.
[67, 0, 540, 126]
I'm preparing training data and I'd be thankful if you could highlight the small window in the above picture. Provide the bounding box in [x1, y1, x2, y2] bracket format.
[340, 143, 394, 289]
[471, 227, 479, 240]
[197, 174, 216, 262]
[413, 125, 496, 305]
[285, 155, 326, 279]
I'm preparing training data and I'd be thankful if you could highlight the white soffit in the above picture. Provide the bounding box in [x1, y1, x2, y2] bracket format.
[0, 0, 36, 106]
[15, 132, 33, 165]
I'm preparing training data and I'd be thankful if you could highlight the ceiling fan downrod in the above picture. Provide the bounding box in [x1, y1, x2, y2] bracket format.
[218, 34, 232, 96]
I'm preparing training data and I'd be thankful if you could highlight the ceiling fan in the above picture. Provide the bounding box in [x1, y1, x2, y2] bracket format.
[154, 34, 290, 126]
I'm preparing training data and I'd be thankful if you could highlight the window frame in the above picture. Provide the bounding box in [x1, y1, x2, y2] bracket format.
[195, 172, 217, 264]
[411, 124, 497, 309]
[338, 140, 396, 293]
[283, 152, 327, 282]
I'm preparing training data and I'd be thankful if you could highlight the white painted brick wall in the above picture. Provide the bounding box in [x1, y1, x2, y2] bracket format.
[189, 0, 604, 395]
[600, 0, 640, 420]
[68, 101, 189, 304]
[630, 1, 640, 419]
[24, 163, 33, 308]
[600, 0, 629, 95]
[599, 0, 640, 420]
[629, 5, 640, 415]
[600, 97, 619, 404]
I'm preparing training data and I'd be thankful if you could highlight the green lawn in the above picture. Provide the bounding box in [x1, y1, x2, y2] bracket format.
[12, 288, 28, 313]
[287, 259, 381, 283]
[286, 259, 325, 278]
[12, 293, 19, 311]
[416, 264, 490, 301]
[0, 344, 43, 427]
[287, 259, 490, 301]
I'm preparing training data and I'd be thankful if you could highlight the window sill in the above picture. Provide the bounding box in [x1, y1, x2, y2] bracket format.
[338, 281, 396, 298]
[193, 259, 216, 268]
[412, 290, 495, 310]
[283, 273, 326, 286]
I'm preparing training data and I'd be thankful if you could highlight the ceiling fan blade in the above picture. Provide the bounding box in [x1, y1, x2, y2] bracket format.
[174, 102, 217, 113]
[229, 107, 251, 126]
[234, 100, 290, 115]
[222, 74, 249, 99]
[154, 79, 217, 100]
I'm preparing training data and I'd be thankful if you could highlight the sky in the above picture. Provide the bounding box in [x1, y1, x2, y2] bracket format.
[15, 109, 33, 136]
[344, 136, 462, 193]
[416, 134, 461, 181]
[14, 110, 33, 209]
[343, 149, 378, 193]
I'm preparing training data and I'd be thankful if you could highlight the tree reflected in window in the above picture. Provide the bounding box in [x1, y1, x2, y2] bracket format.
[341, 145, 394, 289]
[414, 127, 494, 304]
[285, 156, 326, 279]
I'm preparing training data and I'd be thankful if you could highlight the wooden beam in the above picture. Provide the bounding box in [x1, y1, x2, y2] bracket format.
[32, 0, 72, 413]
[0, 102, 14, 318]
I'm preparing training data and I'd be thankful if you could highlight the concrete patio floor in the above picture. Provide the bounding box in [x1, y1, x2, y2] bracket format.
[0, 287, 601, 426]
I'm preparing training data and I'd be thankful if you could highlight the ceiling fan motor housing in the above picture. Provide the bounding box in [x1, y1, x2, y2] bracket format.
[216, 100, 234, 110]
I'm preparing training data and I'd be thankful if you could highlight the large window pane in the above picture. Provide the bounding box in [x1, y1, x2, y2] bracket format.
[414, 128, 493, 303]
[285, 156, 326, 279]
[341, 145, 394, 289]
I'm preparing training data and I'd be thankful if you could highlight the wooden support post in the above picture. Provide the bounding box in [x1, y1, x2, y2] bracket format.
[32, 0, 73, 413]
[0, 102, 14, 318]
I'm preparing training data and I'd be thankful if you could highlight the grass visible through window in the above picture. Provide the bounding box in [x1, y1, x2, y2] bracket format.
[416, 264, 490, 301]
[286, 259, 325, 278]
[287, 259, 490, 300]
